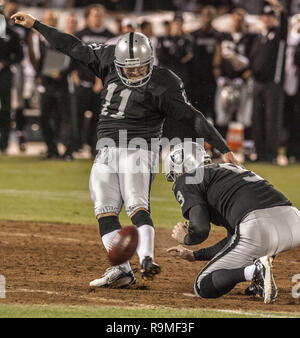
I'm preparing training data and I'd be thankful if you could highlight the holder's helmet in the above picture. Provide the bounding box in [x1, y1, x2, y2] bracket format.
[164, 142, 211, 182]
[114, 32, 154, 88]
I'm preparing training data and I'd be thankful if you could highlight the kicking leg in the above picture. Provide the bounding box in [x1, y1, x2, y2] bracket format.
[89, 213, 136, 289]
[88, 150, 135, 289]
[130, 208, 161, 280]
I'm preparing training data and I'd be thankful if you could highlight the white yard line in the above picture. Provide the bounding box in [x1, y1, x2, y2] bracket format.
[6, 288, 298, 318]
[0, 231, 98, 246]
[7, 288, 135, 305]
[0, 189, 90, 201]
[181, 293, 298, 318]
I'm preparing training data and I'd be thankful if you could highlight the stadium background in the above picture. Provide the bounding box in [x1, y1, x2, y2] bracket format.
[0, 0, 300, 318]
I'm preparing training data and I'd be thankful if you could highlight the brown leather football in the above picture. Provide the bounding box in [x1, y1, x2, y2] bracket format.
[108, 226, 138, 266]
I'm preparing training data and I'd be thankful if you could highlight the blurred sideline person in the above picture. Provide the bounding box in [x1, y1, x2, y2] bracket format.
[106, 17, 137, 45]
[140, 20, 158, 65]
[65, 12, 78, 35]
[249, 1, 287, 163]
[0, 2, 23, 154]
[156, 20, 171, 68]
[167, 13, 194, 88]
[37, 10, 74, 160]
[11, 11, 240, 289]
[72, 4, 115, 156]
[166, 142, 300, 303]
[158, 13, 196, 142]
[214, 8, 255, 140]
[283, 14, 300, 163]
[189, 6, 220, 122]
[5, 0, 37, 153]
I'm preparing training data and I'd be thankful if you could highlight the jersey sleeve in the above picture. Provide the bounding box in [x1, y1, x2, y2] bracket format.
[161, 70, 230, 154]
[33, 21, 114, 79]
[173, 175, 207, 219]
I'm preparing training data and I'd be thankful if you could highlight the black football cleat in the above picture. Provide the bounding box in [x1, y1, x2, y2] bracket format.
[141, 256, 161, 281]
[251, 256, 277, 303]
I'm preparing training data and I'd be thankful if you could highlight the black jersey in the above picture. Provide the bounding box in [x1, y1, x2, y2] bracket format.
[219, 32, 256, 79]
[173, 163, 291, 230]
[32, 21, 231, 153]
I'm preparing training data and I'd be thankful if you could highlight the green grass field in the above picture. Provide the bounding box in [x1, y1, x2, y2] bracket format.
[1, 156, 300, 318]
[1, 304, 299, 318]
[1, 156, 299, 228]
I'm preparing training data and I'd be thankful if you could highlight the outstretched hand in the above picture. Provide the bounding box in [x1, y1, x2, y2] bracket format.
[222, 151, 243, 167]
[171, 221, 188, 244]
[167, 245, 195, 262]
[10, 12, 36, 29]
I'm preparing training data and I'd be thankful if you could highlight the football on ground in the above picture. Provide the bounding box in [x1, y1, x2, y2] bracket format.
[108, 226, 139, 266]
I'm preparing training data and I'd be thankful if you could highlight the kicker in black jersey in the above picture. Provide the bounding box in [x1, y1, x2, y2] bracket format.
[32, 20, 231, 154]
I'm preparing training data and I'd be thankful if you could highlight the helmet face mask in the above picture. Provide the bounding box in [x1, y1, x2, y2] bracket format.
[114, 32, 154, 88]
[164, 142, 211, 182]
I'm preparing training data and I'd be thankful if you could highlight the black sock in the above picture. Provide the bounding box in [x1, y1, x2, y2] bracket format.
[212, 268, 246, 296]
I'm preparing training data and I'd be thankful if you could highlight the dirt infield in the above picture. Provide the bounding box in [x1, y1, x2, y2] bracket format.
[1, 220, 300, 314]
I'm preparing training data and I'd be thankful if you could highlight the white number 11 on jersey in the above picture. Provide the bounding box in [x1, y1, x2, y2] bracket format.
[101, 83, 132, 119]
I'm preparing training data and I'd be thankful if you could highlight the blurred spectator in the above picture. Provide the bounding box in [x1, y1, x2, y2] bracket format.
[37, 10, 74, 160]
[106, 17, 137, 44]
[283, 14, 300, 163]
[5, 0, 37, 152]
[120, 17, 136, 33]
[157, 13, 193, 87]
[140, 20, 158, 65]
[72, 4, 115, 156]
[189, 6, 220, 121]
[0, 2, 23, 154]
[65, 12, 78, 34]
[214, 8, 256, 140]
[159, 13, 196, 142]
[156, 21, 171, 67]
[249, 1, 287, 163]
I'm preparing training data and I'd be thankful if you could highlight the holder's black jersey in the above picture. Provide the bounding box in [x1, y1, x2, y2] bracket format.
[173, 163, 291, 230]
[32, 21, 230, 153]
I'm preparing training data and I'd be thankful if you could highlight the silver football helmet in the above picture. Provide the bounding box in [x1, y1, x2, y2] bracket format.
[114, 32, 154, 88]
[164, 142, 211, 182]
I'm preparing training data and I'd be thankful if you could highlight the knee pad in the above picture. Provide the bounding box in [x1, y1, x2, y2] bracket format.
[98, 216, 121, 237]
[195, 273, 222, 299]
[131, 210, 153, 228]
